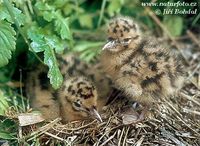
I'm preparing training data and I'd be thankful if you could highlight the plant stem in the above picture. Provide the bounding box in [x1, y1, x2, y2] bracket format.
[98, 0, 107, 28]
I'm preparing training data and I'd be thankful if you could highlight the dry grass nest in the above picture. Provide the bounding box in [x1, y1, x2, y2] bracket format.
[11, 34, 200, 146]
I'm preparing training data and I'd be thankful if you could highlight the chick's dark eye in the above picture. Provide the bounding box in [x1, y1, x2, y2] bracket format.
[108, 37, 114, 41]
[123, 38, 131, 42]
[74, 101, 81, 107]
[73, 99, 82, 108]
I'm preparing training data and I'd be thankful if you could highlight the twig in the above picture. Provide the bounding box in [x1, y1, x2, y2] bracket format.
[179, 92, 200, 106]
[26, 118, 61, 141]
[118, 127, 125, 146]
[182, 108, 200, 116]
[187, 30, 200, 48]
[99, 131, 116, 146]
[44, 132, 68, 142]
[134, 135, 145, 146]
[62, 120, 97, 131]
[186, 64, 200, 81]
[19, 69, 25, 112]
[18, 126, 23, 139]
[163, 98, 200, 136]
[122, 126, 130, 146]
[164, 99, 183, 118]
[176, 116, 200, 137]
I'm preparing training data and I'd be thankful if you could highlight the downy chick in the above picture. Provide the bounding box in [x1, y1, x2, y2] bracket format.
[100, 16, 185, 120]
[57, 76, 101, 123]
[26, 54, 111, 122]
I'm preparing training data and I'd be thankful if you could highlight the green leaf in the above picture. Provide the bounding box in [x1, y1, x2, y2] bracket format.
[107, 0, 122, 17]
[45, 35, 65, 54]
[0, 20, 16, 67]
[73, 41, 103, 52]
[28, 26, 65, 54]
[35, 2, 55, 22]
[28, 25, 63, 89]
[43, 11, 55, 22]
[54, 11, 72, 40]
[163, 16, 183, 37]
[78, 14, 93, 28]
[0, 131, 15, 139]
[27, 26, 46, 52]
[80, 49, 97, 62]
[35, 1, 55, 11]
[0, 90, 10, 116]
[0, 3, 25, 26]
[44, 48, 63, 89]
[73, 41, 103, 62]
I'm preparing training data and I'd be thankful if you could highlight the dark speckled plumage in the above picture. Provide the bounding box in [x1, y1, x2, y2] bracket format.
[101, 17, 185, 116]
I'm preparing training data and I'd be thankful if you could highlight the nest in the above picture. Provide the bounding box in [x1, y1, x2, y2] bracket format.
[20, 89, 200, 146]
[15, 31, 200, 145]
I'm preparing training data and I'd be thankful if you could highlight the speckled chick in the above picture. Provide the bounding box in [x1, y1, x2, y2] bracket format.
[26, 66, 102, 123]
[26, 54, 111, 122]
[101, 17, 185, 116]
[58, 54, 112, 110]
[57, 76, 101, 123]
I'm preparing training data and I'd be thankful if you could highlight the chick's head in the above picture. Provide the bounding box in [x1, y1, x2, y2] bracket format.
[103, 17, 141, 53]
[63, 77, 102, 122]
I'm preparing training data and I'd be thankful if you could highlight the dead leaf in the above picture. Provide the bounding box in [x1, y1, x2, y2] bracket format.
[18, 113, 45, 126]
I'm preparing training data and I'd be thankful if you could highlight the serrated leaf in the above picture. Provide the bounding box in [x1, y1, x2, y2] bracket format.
[0, 3, 25, 26]
[28, 27, 65, 53]
[35, 1, 54, 11]
[63, 3, 84, 15]
[27, 25, 64, 89]
[0, 20, 16, 67]
[35, 2, 55, 22]
[27, 26, 46, 52]
[45, 35, 65, 54]
[54, 11, 72, 40]
[163, 16, 183, 37]
[44, 48, 63, 89]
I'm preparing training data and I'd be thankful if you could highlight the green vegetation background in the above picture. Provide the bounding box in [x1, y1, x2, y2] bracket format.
[0, 0, 199, 144]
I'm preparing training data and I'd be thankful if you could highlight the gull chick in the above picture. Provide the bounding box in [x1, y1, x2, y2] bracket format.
[101, 17, 185, 120]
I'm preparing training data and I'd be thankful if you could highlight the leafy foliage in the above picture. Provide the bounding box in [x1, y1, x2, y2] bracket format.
[0, 21, 16, 67]
[27, 26, 64, 89]
[0, 3, 25, 26]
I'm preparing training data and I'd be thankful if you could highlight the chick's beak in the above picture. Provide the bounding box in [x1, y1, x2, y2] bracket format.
[89, 108, 102, 122]
[102, 40, 115, 50]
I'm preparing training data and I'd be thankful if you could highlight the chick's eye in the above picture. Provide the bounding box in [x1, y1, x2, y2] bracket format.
[108, 37, 114, 41]
[74, 101, 81, 107]
[72, 100, 82, 110]
[121, 38, 132, 46]
[123, 38, 132, 42]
